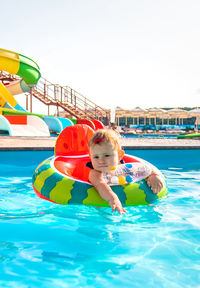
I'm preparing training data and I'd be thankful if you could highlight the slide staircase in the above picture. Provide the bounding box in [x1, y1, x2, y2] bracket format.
[0, 70, 110, 123]
[0, 48, 107, 136]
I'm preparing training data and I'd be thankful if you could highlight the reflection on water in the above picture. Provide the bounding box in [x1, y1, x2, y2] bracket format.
[0, 163, 200, 287]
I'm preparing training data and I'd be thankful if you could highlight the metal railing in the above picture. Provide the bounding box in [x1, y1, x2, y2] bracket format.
[0, 71, 110, 124]
[34, 77, 110, 122]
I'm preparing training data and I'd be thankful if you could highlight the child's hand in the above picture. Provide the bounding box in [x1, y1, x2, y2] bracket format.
[147, 173, 164, 194]
[109, 195, 127, 214]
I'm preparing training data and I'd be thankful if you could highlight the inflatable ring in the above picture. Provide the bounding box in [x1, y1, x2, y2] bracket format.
[32, 125, 168, 206]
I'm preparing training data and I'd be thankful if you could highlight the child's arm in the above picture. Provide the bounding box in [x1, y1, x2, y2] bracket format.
[89, 169, 127, 214]
[147, 170, 164, 194]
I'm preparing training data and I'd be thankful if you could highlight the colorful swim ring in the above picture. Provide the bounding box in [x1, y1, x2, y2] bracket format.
[32, 125, 168, 206]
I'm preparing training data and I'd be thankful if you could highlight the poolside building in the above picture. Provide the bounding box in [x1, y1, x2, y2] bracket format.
[115, 107, 200, 132]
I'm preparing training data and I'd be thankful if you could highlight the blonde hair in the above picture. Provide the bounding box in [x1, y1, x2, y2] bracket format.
[89, 129, 121, 151]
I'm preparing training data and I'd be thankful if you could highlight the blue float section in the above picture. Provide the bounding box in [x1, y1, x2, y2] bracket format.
[3, 100, 25, 111]
[42, 116, 73, 134]
[20, 79, 31, 93]
[55, 117, 73, 129]
[3, 102, 13, 110]
[0, 115, 12, 135]
[14, 103, 26, 111]
[42, 116, 63, 133]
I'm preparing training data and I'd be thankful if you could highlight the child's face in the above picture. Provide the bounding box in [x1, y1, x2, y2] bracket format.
[90, 142, 120, 172]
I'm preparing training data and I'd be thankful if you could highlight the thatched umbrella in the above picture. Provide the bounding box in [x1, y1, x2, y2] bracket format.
[115, 108, 133, 126]
[188, 108, 200, 115]
[130, 107, 148, 125]
[168, 108, 188, 125]
[188, 108, 200, 130]
[147, 108, 167, 125]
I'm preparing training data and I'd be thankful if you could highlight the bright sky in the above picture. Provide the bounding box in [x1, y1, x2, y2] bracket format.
[1, 0, 200, 112]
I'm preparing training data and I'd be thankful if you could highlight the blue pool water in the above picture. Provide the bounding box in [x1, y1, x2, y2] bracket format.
[0, 150, 200, 288]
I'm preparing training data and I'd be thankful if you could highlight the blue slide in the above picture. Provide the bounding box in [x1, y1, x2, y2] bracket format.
[42, 116, 73, 134]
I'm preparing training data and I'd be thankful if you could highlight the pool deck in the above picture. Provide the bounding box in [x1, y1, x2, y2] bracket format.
[0, 136, 200, 150]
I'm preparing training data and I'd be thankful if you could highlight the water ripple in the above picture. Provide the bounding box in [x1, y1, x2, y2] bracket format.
[0, 165, 200, 287]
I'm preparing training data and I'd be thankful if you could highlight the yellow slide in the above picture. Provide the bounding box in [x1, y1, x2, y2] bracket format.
[0, 48, 51, 136]
[0, 48, 41, 112]
[0, 82, 20, 111]
[0, 48, 74, 136]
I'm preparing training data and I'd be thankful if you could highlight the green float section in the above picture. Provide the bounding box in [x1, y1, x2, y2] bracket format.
[70, 118, 77, 125]
[17, 54, 41, 85]
[2, 109, 44, 119]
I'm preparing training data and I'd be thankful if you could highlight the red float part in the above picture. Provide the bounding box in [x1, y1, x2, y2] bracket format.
[91, 119, 104, 130]
[54, 155, 91, 182]
[76, 119, 96, 130]
[55, 124, 94, 156]
[54, 154, 140, 182]
[4, 115, 27, 125]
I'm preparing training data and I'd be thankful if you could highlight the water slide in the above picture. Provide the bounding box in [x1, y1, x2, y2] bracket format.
[0, 48, 73, 136]
[0, 115, 50, 136]
[77, 119, 104, 130]
[0, 48, 40, 111]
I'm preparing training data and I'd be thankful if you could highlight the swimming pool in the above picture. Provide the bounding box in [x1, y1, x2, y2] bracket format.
[0, 150, 200, 288]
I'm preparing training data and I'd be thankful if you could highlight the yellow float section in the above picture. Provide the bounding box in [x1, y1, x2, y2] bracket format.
[0, 49, 20, 109]
[0, 82, 18, 108]
[0, 48, 20, 75]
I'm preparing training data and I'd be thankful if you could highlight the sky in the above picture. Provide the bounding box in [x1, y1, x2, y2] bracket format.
[1, 0, 200, 113]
